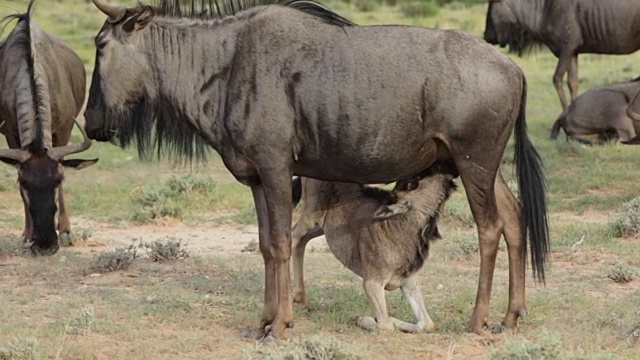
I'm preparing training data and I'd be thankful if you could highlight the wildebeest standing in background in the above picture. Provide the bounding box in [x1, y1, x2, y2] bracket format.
[291, 169, 456, 333]
[484, 0, 640, 110]
[0, 0, 98, 256]
[85, 0, 549, 339]
[550, 78, 640, 144]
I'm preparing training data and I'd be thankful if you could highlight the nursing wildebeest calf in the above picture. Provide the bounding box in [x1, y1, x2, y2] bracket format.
[291, 169, 456, 333]
[550, 78, 640, 144]
[0, 1, 97, 256]
[484, 0, 640, 110]
[85, 0, 549, 339]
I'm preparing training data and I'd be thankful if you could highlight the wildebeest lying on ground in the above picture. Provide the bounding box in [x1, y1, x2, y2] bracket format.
[291, 168, 456, 333]
[0, 0, 97, 256]
[550, 78, 640, 144]
[484, 0, 640, 110]
[85, 0, 549, 339]
[623, 89, 640, 144]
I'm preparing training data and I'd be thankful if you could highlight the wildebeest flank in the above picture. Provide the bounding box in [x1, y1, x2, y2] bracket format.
[291, 169, 456, 333]
[85, 0, 549, 339]
[484, 0, 640, 110]
[550, 78, 640, 144]
[0, 0, 97, 256]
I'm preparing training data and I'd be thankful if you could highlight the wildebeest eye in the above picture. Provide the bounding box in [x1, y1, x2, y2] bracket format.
[97, 40, 107, 50]
[406, 181, 418, 191]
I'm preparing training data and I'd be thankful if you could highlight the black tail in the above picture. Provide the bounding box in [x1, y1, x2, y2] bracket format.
[549, 112, 565, 140]
[514, 77, 550, 282]
[292, 176, 302, 207]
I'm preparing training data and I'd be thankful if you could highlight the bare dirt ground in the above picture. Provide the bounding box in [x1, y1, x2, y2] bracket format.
[2, 213, 639, 360]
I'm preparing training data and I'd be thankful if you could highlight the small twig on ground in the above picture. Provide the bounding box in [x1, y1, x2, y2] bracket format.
[571, 230, 587, 251]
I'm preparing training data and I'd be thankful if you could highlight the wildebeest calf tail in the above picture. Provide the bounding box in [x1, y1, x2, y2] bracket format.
[514, 76, 550, 282]
[292, 177, 302, 207]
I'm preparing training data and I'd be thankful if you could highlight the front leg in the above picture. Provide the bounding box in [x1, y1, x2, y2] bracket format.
[359, 278, 394, 332]
[252, 169, 295, 340]
[57, 185, 71, 235]
[20, 188, 33, 243]
[251, 186, 278, 332]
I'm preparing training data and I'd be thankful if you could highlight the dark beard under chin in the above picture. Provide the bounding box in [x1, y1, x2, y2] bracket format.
[105, 95, 209, 162]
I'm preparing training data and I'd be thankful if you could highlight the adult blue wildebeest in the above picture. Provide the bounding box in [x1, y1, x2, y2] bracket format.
[484, 0, 640, 110]
[550, 78, 640, 144]
[624, 91, 640, 144]
[0, 1, 98, 256]
[85, 0, 549, 339]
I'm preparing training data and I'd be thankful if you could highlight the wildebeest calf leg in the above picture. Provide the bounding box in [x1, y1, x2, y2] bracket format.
[358, 278, 394, 332]
[291, 221, 324, 306]
[20, 189, 33, 243]
[391, 277, 434, 333]
[495, 172, 527, 330]
[57, 185, 71, 235]
[252, 173, 294, 339]
[553, 53, 573, 110]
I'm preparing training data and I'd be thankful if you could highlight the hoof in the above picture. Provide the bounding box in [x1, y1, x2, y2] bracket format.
[489, 323, 507, 334]
[357, 316, 378, 332]
[286, 321, 294, 329]
[518, 309, 528, 318]
[259, 334, 277, 344]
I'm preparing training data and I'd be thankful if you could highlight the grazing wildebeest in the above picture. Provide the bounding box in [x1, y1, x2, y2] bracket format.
[0, 0, 98, 256]
[291, 168, 456, 333]
[550, 78, 640, 144]
[85, 0, 549, 339]
[484, 0, 640, 110]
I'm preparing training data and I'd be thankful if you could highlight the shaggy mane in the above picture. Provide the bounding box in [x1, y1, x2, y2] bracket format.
[153, 0, 355, 26]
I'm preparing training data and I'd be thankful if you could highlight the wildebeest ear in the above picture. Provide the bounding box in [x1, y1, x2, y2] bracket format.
[373, 200, 412, 220]
[122, 6, 154, 33]
[0, 157, 21, 168]
[61, 158, 99, 170]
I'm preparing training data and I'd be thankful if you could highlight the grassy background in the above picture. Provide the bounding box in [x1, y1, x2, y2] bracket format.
[0, 0, 639, 359]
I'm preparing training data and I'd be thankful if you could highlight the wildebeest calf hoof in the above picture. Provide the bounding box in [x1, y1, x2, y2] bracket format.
[259, 334, 277, 344]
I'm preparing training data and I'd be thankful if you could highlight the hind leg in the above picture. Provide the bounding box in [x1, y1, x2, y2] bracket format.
[456, 160, 503, 333]
[291, 220, 323, 306]
[495, 173, 527, 329]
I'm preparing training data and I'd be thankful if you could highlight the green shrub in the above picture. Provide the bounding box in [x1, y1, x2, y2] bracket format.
[608, 197, 640, 238]
[141, 238, 190, 262]
[88, 245, 140, 273]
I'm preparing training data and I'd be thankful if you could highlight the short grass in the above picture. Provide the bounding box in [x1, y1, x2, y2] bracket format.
[1, 0, 640, 359]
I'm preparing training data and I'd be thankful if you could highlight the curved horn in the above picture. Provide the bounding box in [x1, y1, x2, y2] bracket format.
[0, 148, 30, 163]
[92, 0, 127, 22]
[48, 119, 93, 161]
[0, 121, 30, 163]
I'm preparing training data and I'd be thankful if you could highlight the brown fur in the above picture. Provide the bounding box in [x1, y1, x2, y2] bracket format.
[550, 79, 640, 144]
[86, 0, 549, 338]
[291, 173, 455, 333]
